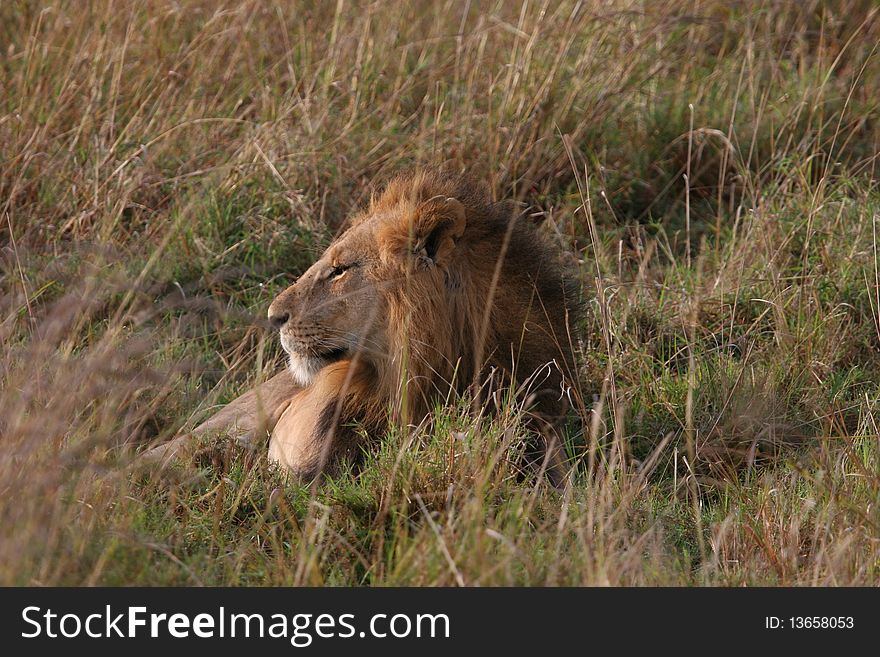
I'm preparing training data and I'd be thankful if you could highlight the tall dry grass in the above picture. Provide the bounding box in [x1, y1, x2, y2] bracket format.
[1, 0, 879, 585]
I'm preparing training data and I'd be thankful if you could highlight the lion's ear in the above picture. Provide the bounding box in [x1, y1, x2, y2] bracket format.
[411, 196, 467, 267]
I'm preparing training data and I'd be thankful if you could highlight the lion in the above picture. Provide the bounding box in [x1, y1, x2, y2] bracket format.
[150, 169, 582, 485]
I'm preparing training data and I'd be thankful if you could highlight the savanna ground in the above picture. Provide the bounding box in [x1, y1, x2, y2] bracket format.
[2, 0, 879, 586]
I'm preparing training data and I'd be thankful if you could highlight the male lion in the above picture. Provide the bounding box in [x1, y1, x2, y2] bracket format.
[152, 170, 582, 485]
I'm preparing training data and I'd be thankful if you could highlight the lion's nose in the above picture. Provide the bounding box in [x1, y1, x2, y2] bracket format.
[268, 311, 289, 330]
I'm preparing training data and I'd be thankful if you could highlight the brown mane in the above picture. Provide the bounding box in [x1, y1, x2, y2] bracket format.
[320, 169, 582, 467]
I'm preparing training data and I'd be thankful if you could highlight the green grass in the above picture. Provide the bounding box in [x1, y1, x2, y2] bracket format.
[1, 0, 879, 585]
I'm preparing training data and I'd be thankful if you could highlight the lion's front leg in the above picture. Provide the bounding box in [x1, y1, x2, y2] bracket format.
[267, 359, 365, 483]
[142, 369, 301, 467]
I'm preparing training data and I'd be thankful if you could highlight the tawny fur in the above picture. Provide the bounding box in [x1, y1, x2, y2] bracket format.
[149, 169, 582, 484]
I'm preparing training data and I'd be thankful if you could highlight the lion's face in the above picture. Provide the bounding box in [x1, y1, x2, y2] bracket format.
[267, 219, 388, 386]
[267, 195, 466, 386]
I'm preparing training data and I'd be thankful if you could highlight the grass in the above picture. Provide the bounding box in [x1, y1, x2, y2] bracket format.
[2, 0, 879, 585]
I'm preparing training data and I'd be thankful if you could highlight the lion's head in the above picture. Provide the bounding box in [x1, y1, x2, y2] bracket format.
[267, 169, 580, 427]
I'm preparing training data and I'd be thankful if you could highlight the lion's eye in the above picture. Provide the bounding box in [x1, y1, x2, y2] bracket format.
[329, 264, 350, 280]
